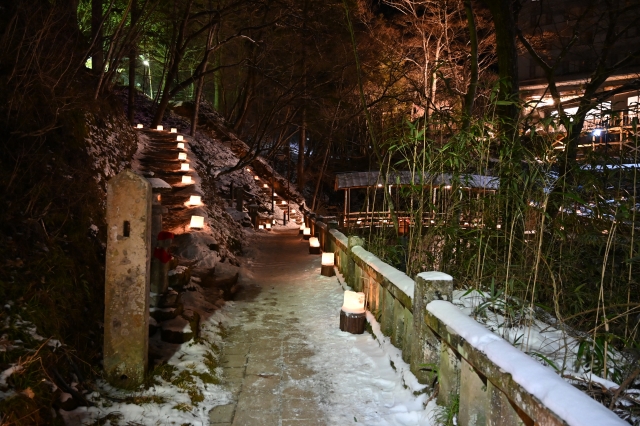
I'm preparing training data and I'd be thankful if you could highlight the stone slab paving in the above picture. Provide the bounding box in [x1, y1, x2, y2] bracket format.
[209, 229, 332, 426]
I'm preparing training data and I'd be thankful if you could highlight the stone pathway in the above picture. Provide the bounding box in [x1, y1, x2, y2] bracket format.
[209, 228, 332, 425]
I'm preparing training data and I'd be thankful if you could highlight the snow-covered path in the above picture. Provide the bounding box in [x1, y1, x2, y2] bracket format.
[211, 229, 437, 426]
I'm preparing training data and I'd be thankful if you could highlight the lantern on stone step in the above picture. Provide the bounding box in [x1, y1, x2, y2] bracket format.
[263, 184, 268, 188]
[177, 135, 184, 141]
[254, 175, 259, 180]
[258, 224, 264, 230]
[179, 153, 187, 160]
[281, 200, 287, 205]
[182, 175, 192, 184]
[181, 163, 189, 172]
[246, 168, 251, 172]
[156, 125, 164, 131]
[340, 291, 366, 334]
[190, 215, 204, 229]
[136, 124, 143, 129]
[188, 195, 201, 206]
[266, 223, 271, 230]
[309, 237, 320, 254]
[303, 227, 311, 240]
[321, 252, 335, 276]
[291, 209, 296, 214]
[299, 224, 305, 235]
[177, 142, 185, 150]
[171, 128, 177, 133]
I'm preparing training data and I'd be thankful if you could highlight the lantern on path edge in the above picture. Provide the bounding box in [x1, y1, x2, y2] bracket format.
[340, 291, 366, 334]
[321, 253, 335, 277]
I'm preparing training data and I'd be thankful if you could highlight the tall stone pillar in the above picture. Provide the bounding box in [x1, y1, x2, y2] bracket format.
[410, 271, 453, 386]
[104, 170, 152, 389]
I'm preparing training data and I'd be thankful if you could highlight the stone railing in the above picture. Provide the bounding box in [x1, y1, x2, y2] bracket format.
[307, 212, 625, 426]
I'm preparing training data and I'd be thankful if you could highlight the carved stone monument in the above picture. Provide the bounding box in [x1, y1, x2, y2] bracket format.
[104, 169, 152, 388]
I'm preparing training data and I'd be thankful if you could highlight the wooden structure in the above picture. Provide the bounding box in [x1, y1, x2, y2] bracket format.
[334, 171, 499, 229]
[339, 310, 366, 334]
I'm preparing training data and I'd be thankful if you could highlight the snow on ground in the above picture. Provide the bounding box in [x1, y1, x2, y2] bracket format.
[225, 231, 439, 425]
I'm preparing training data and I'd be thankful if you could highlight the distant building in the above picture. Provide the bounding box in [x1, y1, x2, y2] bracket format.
[516, 0, 640, 158]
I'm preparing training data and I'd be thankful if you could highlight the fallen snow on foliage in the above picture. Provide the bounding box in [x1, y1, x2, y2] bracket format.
[427, 300, 626, 426]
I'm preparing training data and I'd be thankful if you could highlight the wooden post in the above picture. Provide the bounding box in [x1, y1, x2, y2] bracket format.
[339, 310, 366, 334]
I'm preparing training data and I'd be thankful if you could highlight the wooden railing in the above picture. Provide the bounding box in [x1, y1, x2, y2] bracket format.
[308, 212, 625, 426]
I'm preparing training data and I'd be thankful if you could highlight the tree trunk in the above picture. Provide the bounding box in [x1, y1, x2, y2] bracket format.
[127, 1, 138, 124]
[298, 107, 306, 192]
[91, 0, 104, 74]
[191, 74, 205, 136]
[462, 0, 478, 129]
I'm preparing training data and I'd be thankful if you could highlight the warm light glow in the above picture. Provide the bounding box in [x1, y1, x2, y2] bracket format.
[182, 175, 192, 184]
[246, 168, 251, 172]
[177, 142, 185, 149]
[266, 223, 272, 229]
[497, 224, 502, 229]
[342, 291, 365, 314]
[309, 237, 320, 247]
[258, 224, 264, 229]
[171, 128, 177, 133]
[136, 124, 143, 129]
[303, 228, 311, 236]
[444, 185, 452, 189]
[179, 153, 187, 160]
[273, 192, 277, 197]
[190, 215, 204, 229]
[188, 195, 201, 205]
[263, 184, 268, 188]
[300, 224, 306, 230]
[321, 252, 334, 266]
[177, 135, 184, 141]
[254, 175, 259, 180]
[281, 200, 287, 205]
[181, 163, 189, 171]
[291, 209, 296, 214]
[156, 125, 164, 131]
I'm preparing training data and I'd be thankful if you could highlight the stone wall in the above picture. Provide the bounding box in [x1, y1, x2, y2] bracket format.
[310, 213, 626, 426]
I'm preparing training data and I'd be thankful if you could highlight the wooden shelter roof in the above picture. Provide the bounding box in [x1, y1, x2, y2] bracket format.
[334, 171, 499, 191]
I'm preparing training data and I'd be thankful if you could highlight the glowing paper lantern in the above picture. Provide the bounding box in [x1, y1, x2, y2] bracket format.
[246, 168, 251, 172]
[177, 142, 185, 150]
[291, 209, 296, 214]
[178, 153, 187, 160]
[254, 176, 259, 180]
[181, 163, 189, 171]
[342, 291, 365, 314]
[190, 215, 204, 229]
[188, 195, 201, 206]
[263, 184, 268, 188]
[171, 128, 177, 133]
[281, 200, 287, 205]
[299, 224, 305, 235]
[309, 237, 320, 254]
[156, 125, 164, 131]
[258, 224, 264, 230]
[182, 175, 192, 184]
[303, 227, 311, 240]
[266, 223, 272, 230]
[321, 252, 335, 277]
[136, 124, 143, 129]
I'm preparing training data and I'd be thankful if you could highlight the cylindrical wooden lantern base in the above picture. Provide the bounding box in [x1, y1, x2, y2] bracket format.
[299, 229, 303, 234]
[303, 234, 310, 240]
[339, 310, 366, 334]
[321, 264, 335, 277]
[309, 246, 321, 254]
